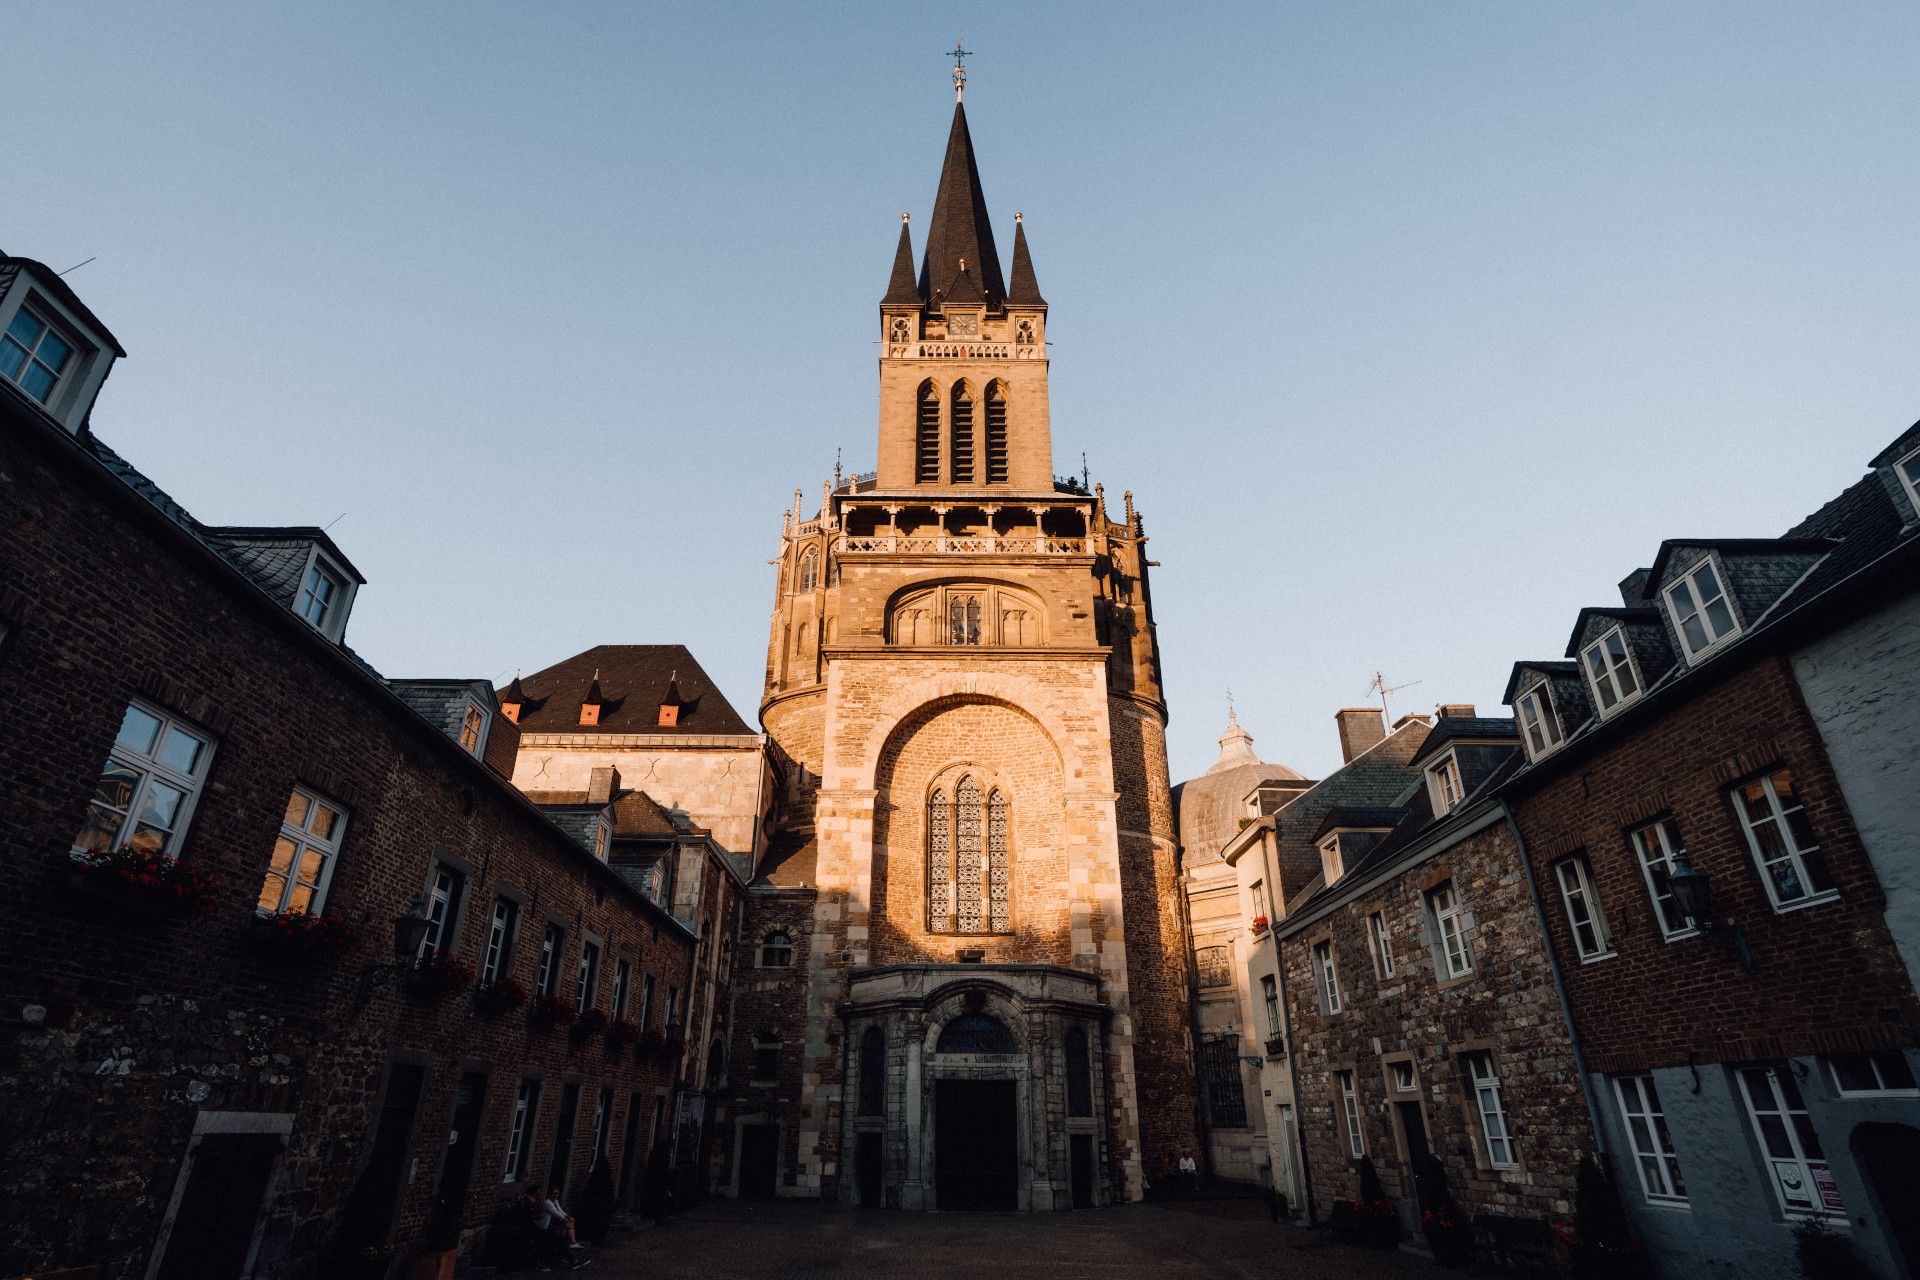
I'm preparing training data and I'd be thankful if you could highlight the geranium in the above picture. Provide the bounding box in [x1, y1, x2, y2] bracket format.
[634, 1027, 664, 1055]
[573, 1008, 610, 1037]
[530, 992, 579, 1027]
[1250, 914, 1270, 933]
[605, 1017, 639, 1047]
[405, 950, 475, 997]
[475, 976, 529, 1014]
[254, 910, 357, 958]
[73, 846, 222, 913]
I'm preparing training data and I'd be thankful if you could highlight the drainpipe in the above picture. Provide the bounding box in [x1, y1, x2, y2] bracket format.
[1499, 802, 1607, 1154]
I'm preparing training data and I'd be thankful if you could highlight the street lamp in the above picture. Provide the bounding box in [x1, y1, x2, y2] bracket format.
[353, 899, 431, 1012]
[1665, 852, 1753, 973]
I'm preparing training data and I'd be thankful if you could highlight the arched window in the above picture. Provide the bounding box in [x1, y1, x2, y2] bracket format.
[936, 1012, 1016, 1054]
[797, 549, 818, 593]
[1196, 945, 1231, 989]
[984, 382, 1009, 483]
[759, 931, 793, 967]
[1065, 1027, 1092, 1117]
[949, 381, 975, 483]
[890, 583, 1044, 648]
[858, 1026, 886, 1115]
[915, 381, 940, 483]
[928, 777, 1010, 934]
[752, 1032, 781, 1082]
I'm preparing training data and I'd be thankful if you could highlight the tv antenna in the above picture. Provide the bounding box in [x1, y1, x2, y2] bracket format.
[1365, 670, 1421, 721]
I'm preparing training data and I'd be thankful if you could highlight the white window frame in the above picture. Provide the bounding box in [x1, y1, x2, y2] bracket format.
[1467, 1052, 1517, 1169]
[419, 863, 466, 958]
[1338, 1071, 1365, 1157]
[1582, 626, 1644, 718]
[1733, 769, 1835, 912]
[1893, 445, 1920, 520]
[1389, 1060, 1417, 1094]
[1614, 1074, 1686, 1205]
[1313, 940, 1341, 1014]
[455, 695, 490, 758]
[1427, 752, 1466, 816]
[1630, 819, 1699, 940]
[1261, 974, 1281, 1038]
[293, 546, 356, 643]
[1429, 881, 1474, 978]
[1318, 834, 1343, 884]
[1825, 1051, 1919, 1098]
[1514, 680, 1564, 760]
[482, 897, 519, 983]
[589, 1086, 611, 1171]
[577, 936, 602, 1012]
[73, 700, 216, 860]
[611, 958, 632, 1022]
[0, 300, 82, 406]
[638, 973, 657, 1028]
[1665, 555, 1742, 660]
[1737, 1064, 1845, 1219]
[537, 923, 564, 996]
[1554, 856, 1614, 962]
[1250, 879, 1268, 925]
[503, 1078, 540, 1182]
[256, 785, 348, 916]
[1368, 910, 1395, 978]
[590, 815, 611, 862]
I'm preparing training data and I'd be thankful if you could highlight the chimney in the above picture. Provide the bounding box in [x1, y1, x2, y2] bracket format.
[1334, 707, 1387, 764]
[1437, 704, 1476, 720]
[1618, 567, 1653, 606]
[587, 766, 620, 806]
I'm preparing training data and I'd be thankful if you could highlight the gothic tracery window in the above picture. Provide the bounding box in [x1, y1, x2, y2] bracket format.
[928, 776, 1010, 934]
[936, 1012, 1016, 1054]
[947, 595, 982, 646]
[1065, 1027, 1092, 1117]
[797, 549, 818, 593]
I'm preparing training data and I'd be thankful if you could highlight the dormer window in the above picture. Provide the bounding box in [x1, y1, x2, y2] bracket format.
[1514, 681, 1564, 760]
[296, 554, 349, 638]
[1427, 752, 1465, 816]
[1319, 834, 1343, 884]
[591, 815, 611, 862]
[1, 306, 76, 405]
[1665, 558, 1740, 659]
[456, 697, 490, 758]
[1581, 628, 1643, 717]
[1894, 445, 1920, 518]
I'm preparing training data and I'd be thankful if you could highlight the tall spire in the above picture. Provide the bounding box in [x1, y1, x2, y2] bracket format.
[1007, 212, 1045, 307]
[918, 100, 1006, 308]
[882, 212, 921, 305]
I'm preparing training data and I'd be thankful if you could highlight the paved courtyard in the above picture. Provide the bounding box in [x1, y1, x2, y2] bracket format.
[571, 1198, 1450, 1279]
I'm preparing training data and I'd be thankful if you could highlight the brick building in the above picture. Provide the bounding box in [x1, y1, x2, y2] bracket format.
[0, 254, 694, 1278]
[1501, 423, 1920, 1279]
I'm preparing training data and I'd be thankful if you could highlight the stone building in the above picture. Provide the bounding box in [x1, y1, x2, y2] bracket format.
[1172, 710, 1309, 1184]
[728, 75, 1196, 1210]
[0, 254, 693, 1278]
[1501, 422, 1920, 1279]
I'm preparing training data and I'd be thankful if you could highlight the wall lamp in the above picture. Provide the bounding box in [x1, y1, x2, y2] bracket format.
[1667, 852, 1754, 973]
[1219, 1024, 1269, 1070]
[352, 899, 433, 1012]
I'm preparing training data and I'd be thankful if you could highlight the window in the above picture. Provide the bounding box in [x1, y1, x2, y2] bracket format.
[1734, 769, 1833, 910]
[589, 1085, 612, 1171]
[1615, 1074, 1685, 1204]
[752, 1033, 780, 1082]
[74, 701, 214, 858]
[638, 973, 657, 1028]
[1582, 627, 1643, 716]
[936, 1012, 1016, 1054]
[1065, 1027, 1093, 1117]
[1337, 1071, 1364, 1157]
[419, 863, 467, 958]
[1250, 880, 1268, 924]
[503, 1079, 541, 1181]
[456, 698, 489, 758]
[610, 958, 631, 1022]
[949, 382, 975, 482]
[1466, 1053, 1516, 1168]
[296, 555, 348, 637]
[1428, 881, 1473, 978]
[1630, 819, 1697, 939]
[1737, 1064, 1844, 1218]
[1261, 975, 1281, 1039]
[1319, 835, 1343, 884]
[946, 594, 983, 646]
[1389, 1060, 1416, 1093]
[1514, 681, 1564, 760]
[983, 382, 1009, 483]
[1826, 1051, 1919, 1097]
[1554, 857, 1613, 961]
[1312, 940, 1341, 1014]
[590, 818, 609, 862]
[915, 381, 940, 483]
[759, 930, 793, 967]
[1196, 945, 1232, 989]
[482, 898, 520, 983]
[1368, 911, 1395, 978]
[1666, 558, 1740, 658]
[576, 939, 601, 1012]
[1202, 1037, 1249, 1127]
[537, 924, 565, 996]
[1, 305, 76, 404]
[926, 777, 1011, 933]
[256, 786, 347, 915]
[1428, 754, 1465, 815]
[1895, 446, 1920, 517]
[797, 549, 819, 593]
[858, 1026, 886, 1115]
[665, 986, 679, 1026]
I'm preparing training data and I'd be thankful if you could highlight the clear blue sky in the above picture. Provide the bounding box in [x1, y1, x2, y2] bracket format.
[8, 3, 1916, 782]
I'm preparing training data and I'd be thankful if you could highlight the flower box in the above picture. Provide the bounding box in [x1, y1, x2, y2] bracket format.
[404, 951, 474, 999]
[529, 993, 579, 1029]
[1263, 1036, 1285, 1058]
[571, 1008, 610, 1042]
[474, 976, 529, 1016]
[606, 1017, 639, 1048]
[1250, 915, 1270, 935]
[634, 1027, 664, 1057]
[70, 847, 222, 916]
[253, 910, 357, 961]
[660, 1028, 686, 1061]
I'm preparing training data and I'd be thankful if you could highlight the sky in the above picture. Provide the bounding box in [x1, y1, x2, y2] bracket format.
[7, 2, 1917, 783]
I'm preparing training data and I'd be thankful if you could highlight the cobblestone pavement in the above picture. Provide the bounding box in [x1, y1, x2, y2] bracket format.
[571, 1199, 1450, 1279]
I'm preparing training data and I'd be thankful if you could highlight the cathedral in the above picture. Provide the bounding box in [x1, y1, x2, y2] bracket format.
[732, 66, 1198, 1210]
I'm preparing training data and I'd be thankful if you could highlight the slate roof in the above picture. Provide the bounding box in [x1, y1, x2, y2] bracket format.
[1, 256, 127, 355]
[1007, 218, 1045, 307]
[1312, 805, 1404, 840]
[918, 103, 1007, 309]
[389, 679, 493, 741]
[508, 645, 753, 736]
[521, 788, 681, 840]
[754, 830, 819, 890]
[1408, 716, 1518, 766]
[882, 216, 921, 306]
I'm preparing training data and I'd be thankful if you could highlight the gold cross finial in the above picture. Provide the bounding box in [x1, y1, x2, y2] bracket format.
[950, 39, 972, 101]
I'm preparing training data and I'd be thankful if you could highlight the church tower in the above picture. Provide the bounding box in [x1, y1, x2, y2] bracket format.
[745, 62, 1195, 1211]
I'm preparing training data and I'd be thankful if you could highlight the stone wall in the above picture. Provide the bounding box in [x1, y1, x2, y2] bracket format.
[510, 737, 768, 857]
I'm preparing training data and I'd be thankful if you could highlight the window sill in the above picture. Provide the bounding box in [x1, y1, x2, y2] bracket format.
[1833, 1089, 1920, 1100]
[1769, 890, 1842, 916]
[1641, 1198, 1692, 1213]
[1658, 928, 1703, 944]
[1576, 951, 1618, 965]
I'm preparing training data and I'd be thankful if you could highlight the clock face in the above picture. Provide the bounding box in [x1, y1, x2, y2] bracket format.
[949, 311, 980, 338]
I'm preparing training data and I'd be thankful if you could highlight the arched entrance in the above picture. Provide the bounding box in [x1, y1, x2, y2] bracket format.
[933, 1013, 1020, 1210]
[1852, 1123, 1920, 1279]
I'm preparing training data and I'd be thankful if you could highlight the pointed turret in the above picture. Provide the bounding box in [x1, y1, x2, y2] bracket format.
[882, 213, 922, 305]
[918, 103, 1006, 309]
[1207, 706, 1261, 775]
[1007, 214, 1046, 307]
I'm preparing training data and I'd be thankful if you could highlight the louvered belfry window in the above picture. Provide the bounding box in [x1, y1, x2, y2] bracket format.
[949, 382, 975, 483]
[928, 777, 1010, 934]
[984, 382, 1009, 483]
[916, 382, 940, 483]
